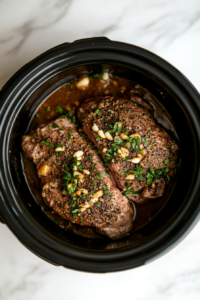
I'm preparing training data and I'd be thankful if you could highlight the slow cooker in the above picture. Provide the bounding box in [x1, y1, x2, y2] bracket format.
[0, 37, 199, 272]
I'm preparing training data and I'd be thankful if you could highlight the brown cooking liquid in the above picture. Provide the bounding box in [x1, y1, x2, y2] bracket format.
[23, 74, 178, 239]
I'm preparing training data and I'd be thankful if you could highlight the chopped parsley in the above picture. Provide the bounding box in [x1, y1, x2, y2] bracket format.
[71, 209, 80, 214]
[147, 146, 151, 150]
[146, 166, 169, 185]
[122, 158, 129, 162]
[47, 107, 50, 112]
[96, 173, 106, 179]
[141, 137, 148, 145]
[56, 144, 64, 149]
[55, 151, 61, 156]
[77, 163, 83, 171]
[163, 158, 169, 164]
[167, 175, 170, 181]
[56, 106, 63, 114]
[129, 165, 144, 180]
[93, 73, 102, 78]
[101, 115, 105, 118]
[147, 131, 151, 134]
[94, 108, 99, 115]
[131, 138, 142, 153]
[146, 172, 154, 185]
[121, 171, 128, 176]
[67, 183, 77, 196]
[114, 137, 123, 144]
[67, 82, 71, 86]
[96, 136, 101, 141]
[108, 122, 123, 133]
[97, 202, 101, 208]
[35, 114, 40, 118]
[63, 170, 72, 181]
[64, 163, 68, 170]
[122, 130, 129, 135]
[68, 130, 72, 141]
[97, 150, 102, 155]
[40, 140, 54, 148]
[59, 110, 80, 129]
[52, 123, 59, 128]
[121, 184, 141, 196]
[89, 154, 93, 161]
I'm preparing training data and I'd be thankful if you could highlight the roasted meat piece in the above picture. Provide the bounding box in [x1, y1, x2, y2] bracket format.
[22, 118, 134, 238]
[78, 96, 179, 204]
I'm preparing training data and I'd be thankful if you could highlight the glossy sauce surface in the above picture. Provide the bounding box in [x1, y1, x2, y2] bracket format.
[23, 74, 178, 239]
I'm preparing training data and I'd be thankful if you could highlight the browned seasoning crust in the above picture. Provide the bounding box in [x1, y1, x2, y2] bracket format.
[21, 118, 134, 238]
[78, 96, 179, 204]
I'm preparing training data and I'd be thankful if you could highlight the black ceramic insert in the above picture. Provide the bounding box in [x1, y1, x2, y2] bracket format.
[0, 37, 199, 273]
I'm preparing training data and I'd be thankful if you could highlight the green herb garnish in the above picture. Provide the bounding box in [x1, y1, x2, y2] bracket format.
[40, 140, 54, 148]
[163, 159, 169, 164]
[94, 108, 99, 115]
[52, 123, 59, 128]
[122, 130, 129, 135]
[108, 122, 123, 133]
[129, 165, 144, 180]
[56, 106, 63, 114]
[141, 137, 148, 145]
[67, 182, 77, 196]
[93, 73, 102, 78]
[97, 202, 101, 208]
[69, 130, 72, 141]
[96, 173, 106, 179]
[71, 209, 80, 214]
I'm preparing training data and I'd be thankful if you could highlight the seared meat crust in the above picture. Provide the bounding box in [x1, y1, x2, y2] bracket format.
[78, 96, 179, 204]
[22, 118, 134, 238]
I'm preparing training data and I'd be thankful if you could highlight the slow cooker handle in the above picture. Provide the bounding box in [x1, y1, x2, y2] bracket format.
[72, 37, 110, 44]
[0, 215, 4, 224]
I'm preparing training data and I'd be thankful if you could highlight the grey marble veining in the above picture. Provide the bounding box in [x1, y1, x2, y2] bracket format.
[0, 0, 200, 299]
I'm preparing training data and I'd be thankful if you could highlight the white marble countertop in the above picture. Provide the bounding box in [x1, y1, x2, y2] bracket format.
[0, 0, 200, 299]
